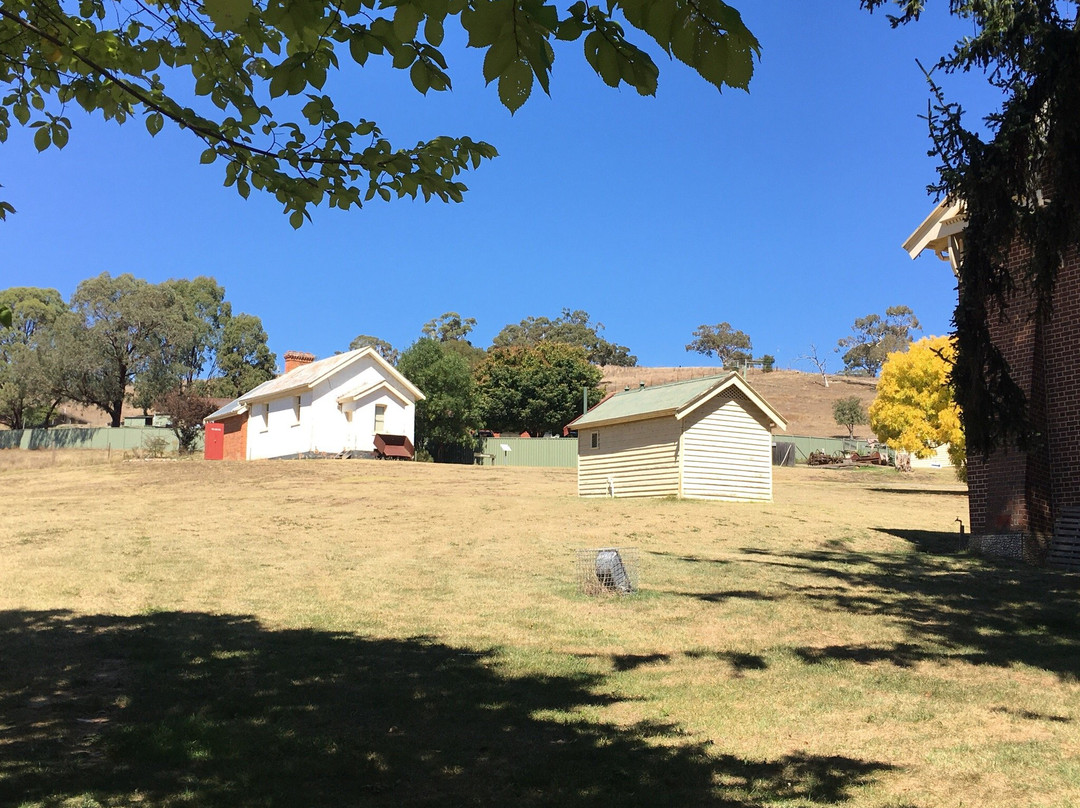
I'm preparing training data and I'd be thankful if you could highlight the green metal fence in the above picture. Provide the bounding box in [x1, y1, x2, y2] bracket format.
[476, 437, 577, 468]
[0, 426, 199, 452]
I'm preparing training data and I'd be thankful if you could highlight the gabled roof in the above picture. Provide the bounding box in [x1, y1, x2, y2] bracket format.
[568, 372, 787, 431]
[904, 199, 966, 271]
[337, 379, 414, 407]
[237, 346, 425, 405]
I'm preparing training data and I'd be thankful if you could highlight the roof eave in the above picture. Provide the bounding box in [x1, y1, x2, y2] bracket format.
[675, 373, 788, 431]
[571, 408, 680, 430]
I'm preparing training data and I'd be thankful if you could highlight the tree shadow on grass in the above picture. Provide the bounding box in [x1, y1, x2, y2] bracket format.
[867, 488, 968, 497]
[873, 527, 964, 556]
[740, 548, 1080, 679]
[0, 610, 893, 808]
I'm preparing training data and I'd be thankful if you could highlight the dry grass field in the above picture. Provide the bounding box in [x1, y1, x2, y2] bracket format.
[2, 451, 1079, 807]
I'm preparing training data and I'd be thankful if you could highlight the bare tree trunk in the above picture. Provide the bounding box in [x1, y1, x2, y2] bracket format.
[798, 345, 830, 388]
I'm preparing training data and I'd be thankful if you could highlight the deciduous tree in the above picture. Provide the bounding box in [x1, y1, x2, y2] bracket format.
[836, 306, 920, 377]
[869, 335, 965, 476]
[155, 386, 217, 454]
[397, 338, 479, 461]
[475, 342, 602, 436]
[832, 396, 868, 439]
[0, 0, 759, 224]
[685, 322, 752, 366]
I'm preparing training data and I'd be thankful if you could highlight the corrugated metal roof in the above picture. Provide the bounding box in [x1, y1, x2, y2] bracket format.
[571, 375, 729, 428]
[238, 350, 361, 403]
[236, 346, 425, 404]
[205, 398, 245, 422]
[570, 372, 786, 431]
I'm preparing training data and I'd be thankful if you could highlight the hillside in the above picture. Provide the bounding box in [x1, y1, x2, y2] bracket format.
[50, 367, 878, 440]
[600, 367, 878, 439]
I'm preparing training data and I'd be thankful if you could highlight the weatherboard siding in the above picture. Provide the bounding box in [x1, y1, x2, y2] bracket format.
[577, 417, 680, 498]
[680, 390, 773, 501]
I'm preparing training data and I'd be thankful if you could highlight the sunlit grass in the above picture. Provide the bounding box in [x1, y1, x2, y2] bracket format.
[1, 455, 1078, 806]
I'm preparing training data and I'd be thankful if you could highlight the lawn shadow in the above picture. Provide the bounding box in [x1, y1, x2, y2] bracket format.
[867, 488, 968, 497]
[647, 550, 728, 565]
[873, 527, 965, 556]
[666, 589, 777, 604]
[741, 548, 1080, 679]
[1, 610, 892, 807]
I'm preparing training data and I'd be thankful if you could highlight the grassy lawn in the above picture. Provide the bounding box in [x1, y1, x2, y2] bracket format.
[2, 452, 1079, 807]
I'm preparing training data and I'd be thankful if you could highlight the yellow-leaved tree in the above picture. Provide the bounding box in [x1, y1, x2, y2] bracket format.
[869, 335, 966, 479]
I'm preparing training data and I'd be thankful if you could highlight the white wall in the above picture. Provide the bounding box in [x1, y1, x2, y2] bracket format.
[246, 356, 417, 460]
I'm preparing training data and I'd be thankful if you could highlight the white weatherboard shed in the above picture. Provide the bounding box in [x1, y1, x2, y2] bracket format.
[570, 373, 787, 501]
[206, 347, 424, 460]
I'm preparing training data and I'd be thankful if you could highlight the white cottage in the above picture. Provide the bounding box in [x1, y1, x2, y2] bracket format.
[204, 348, 424, 461]
[569, 373, 787, 501]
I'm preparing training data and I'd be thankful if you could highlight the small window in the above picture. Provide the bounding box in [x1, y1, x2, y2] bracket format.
[293, 395, 302, 424]
[374, 404, 386, 434]
[591, 431, 599, 449]
[261, 403, 270, 429]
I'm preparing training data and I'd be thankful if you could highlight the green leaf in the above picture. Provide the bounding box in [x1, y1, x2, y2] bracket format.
[483, 37, 517, 84]
[200, 148, 217, 164]
[33, 125, 50, 152]
[51, 124, 69, 149]
[203, 0, 252, 31]
[556, 16, 583, 42]
[392, 44, 417, 69]
[498, 58, 532, 113]
[393, 3, 422, 42]
[410, 59, 431, 94]
[462, 0, 511, 47]
[289, 209, 304, 228]
[425, 16, 444, 46]
[145, 112, 164, 136]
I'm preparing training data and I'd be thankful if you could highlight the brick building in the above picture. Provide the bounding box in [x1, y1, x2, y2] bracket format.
[906, 201, 1080, 565]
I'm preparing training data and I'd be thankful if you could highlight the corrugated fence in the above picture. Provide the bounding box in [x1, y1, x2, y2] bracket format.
[476, 437, 578, 468]
[0, 426, 196, 452]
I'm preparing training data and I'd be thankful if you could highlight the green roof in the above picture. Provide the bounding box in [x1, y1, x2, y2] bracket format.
[570, 372, 787, 431]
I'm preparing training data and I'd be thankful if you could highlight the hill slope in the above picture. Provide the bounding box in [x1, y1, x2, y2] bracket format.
[599, 367, 878, 439]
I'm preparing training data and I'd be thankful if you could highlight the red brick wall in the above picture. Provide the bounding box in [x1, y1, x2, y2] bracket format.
[969, 242, 1080, 561]
[221, 413, 248, 461]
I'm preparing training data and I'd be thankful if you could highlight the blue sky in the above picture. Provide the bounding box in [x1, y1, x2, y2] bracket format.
[2, 2, 1001, 370]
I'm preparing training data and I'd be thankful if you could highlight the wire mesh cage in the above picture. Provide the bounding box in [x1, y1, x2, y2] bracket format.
[576, 548, 639, 595]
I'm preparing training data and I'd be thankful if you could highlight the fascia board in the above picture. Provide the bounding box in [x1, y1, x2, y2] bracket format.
[903, 200, 966, 259]
[675, 375, 788, 431]
[337, 380, 412, 406]
[572, 409, 679, 430]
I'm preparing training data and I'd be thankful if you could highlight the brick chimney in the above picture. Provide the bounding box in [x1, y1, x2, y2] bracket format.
[284, 350, 315, 374]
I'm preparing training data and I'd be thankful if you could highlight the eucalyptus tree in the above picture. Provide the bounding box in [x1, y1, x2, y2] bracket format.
[0, 287, 74, 428]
